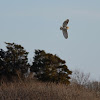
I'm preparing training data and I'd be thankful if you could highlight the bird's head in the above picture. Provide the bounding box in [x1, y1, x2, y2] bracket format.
[60, 27, 63, 30]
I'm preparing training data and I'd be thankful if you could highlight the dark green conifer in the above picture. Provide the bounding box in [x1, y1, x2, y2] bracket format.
[31, 49, 72, 84]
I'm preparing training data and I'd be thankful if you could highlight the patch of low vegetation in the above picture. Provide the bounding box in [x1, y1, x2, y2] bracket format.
[0, 80, 100, 100]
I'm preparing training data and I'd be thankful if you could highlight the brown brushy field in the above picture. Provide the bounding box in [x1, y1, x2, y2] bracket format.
[0, 79, 100, 100]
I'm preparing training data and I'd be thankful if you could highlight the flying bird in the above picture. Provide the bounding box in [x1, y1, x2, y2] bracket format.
[60, 19, 69, 39]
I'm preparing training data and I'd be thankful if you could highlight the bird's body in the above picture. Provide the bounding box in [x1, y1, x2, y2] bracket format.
[60, 19, 69, 39]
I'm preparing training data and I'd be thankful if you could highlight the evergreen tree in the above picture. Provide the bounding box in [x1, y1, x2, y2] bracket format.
[31, 49, 72, 84]
[0, 48, 13, 81]
[0, 42, 29, 81]
[0, 49, 6, 76]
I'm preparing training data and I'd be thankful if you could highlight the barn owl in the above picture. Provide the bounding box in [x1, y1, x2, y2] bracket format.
[60, 19, 69, 39]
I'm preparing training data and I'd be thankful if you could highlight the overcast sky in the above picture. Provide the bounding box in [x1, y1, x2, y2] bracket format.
[0, 0, 100, 80]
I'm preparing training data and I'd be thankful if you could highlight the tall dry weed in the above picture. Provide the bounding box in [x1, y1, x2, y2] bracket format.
[0, 80, 100, 100]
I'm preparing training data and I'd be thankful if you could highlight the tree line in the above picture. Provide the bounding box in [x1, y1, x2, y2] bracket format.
[0, 42, 72, 84]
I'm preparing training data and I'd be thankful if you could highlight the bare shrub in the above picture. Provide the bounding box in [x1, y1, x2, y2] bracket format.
[71, 69, 90, 86]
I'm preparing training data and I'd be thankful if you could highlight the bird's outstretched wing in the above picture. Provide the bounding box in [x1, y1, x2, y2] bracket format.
[63, 19, 69, 27]
[62, 29, 68, 39]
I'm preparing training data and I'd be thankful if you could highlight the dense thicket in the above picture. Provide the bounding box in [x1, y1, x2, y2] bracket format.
[0, 42, 29, 82]
[31, 50, 72, 84]
[0, 42, 72, 84]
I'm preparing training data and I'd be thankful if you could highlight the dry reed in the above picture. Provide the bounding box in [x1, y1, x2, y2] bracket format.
[0, 80, 100, 100]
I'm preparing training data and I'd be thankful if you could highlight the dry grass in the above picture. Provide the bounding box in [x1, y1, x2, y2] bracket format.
[0, 80, 100, 100]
